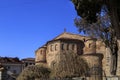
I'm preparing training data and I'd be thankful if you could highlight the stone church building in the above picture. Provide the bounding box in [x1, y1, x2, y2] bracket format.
[35, 32, 120, 79]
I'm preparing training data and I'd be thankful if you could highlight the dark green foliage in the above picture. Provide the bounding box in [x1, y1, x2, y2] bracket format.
[17, 65, 51, 80]
[72, 0, 103, 23]
[72, 0, 120, 24]
[72, 0, 120, 75]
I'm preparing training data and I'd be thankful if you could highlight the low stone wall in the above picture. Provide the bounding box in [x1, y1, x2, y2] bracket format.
[103, 76, 120, 80]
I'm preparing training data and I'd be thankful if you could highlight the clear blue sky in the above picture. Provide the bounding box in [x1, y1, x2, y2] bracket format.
[0, 0, 79, 59]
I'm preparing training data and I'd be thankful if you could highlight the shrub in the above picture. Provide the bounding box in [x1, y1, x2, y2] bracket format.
[17, 65, 51, 80]
[50, 51, 89, 79]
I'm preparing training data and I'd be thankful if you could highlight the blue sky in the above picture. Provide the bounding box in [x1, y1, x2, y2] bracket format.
[0, 0, 79, 59]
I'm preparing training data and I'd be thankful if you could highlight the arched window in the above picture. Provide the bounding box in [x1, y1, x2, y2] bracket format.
[61, 44, 64, 50]
[67, 44, 69, 50]
[89, 44, 91, 48]
[72, 44, 75, 50]
[55, 44, 57, 51]
[50, 45, 53, 51]
[40, 50, 42, 54]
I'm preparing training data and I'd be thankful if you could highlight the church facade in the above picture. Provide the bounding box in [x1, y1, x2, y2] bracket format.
[35, 32, 120, 79]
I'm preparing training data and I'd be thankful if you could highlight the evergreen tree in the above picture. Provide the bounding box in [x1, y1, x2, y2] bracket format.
[72, 0, 120, 75]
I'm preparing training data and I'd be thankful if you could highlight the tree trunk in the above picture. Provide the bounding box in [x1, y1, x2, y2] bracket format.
[109, 0, 120, 39]
[106, 0, 120, 75]
[110, 53, 118, 75]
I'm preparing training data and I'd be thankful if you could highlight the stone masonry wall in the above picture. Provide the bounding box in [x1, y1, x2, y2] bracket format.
[117, 40, 120, 76]
[46, 41, 61, 67]
[84, 39, 96, 54]
[81, 54, 103, 80]
[35, 47, 46, 63]
[46, 39, 83, 68]
[35, 32, 120, 78]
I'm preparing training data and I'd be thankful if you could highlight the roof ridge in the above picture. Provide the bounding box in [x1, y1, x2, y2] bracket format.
[65, 32, 83, 36]
[52, 32, 66, 40]
[53, 32, 89, 40]
[35, 31, 92, 51]
[64, 32, 91, 38]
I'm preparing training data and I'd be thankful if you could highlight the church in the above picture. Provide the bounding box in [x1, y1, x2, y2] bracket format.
[35, 31, 120, 79]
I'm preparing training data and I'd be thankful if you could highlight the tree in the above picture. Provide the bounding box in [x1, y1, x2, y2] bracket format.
[17, 65, 51, 80]
[50, 51, 89, 79]
[72, 0, 120, 75]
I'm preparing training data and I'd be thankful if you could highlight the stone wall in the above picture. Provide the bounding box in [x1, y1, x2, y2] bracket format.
[96, 40, 106, 75]
[95, 39, 120, 76]
[117, 40, 120, 76]
[104, 48, 112, 76]
[35, 47, 46, 63]
[81, 54, 103, 80]
[46, 40, 61, 67]
[35, 32, 120, 78]
[46, 39, 84, 68]
[83, 39, 116, 77]
[84, 39, 96, 54]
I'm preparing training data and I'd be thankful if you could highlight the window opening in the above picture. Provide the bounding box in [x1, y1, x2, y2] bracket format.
[55, 44, 57, 51]
[72, 44, 75, 50]
[50, 45, 53, 51]
[61, 44, 64, 50]
[67, 44, 69, 50]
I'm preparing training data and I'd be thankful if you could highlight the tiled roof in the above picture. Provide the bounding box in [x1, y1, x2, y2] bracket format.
[21, 58, 35, 61]
[36, 32, 92, 51]
[0, 57, 22, 63]
[47, 38, 84, 45]
[53, 32, 90, 41]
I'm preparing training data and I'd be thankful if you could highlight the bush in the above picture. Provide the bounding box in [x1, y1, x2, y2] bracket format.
[17, 51, 89, 80]
[50, 51, 89, 79]
[17, 65, 51, 80]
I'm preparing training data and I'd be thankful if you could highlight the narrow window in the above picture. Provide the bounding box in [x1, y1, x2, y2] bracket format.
[72, 44, 74, 50]
[40, 50, 42, 54]
[83, 38, 85, 42]
[89, 44, 91, 48]
[61, 44, 64, 50]
[67, 44, 69, 50]
[50, 45, 53, 51]
[55, 44, 57, 51]
[25, 63, 28, 67]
